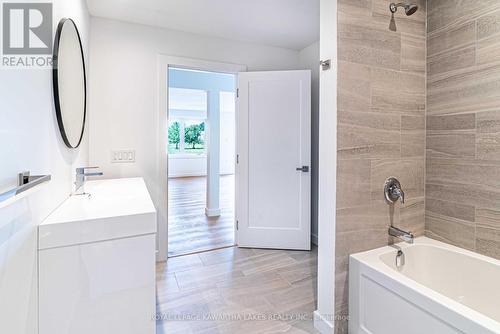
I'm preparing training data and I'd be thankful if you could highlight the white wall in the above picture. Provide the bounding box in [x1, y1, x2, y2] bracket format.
[314, 0, 337, 332]
[299, 41, 320, 246]
[169, 157, 236, 178]
[219, 108, 236, 175]
[0, 1, 90, 333]
[88, 18, 303, 247]
[168, 156, 206, 178]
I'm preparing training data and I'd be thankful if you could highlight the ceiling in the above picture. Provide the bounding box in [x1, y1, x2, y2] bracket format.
[85, 0, 320, 50]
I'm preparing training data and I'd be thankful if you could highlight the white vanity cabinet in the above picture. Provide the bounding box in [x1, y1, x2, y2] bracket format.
[38, 178, 157, 334]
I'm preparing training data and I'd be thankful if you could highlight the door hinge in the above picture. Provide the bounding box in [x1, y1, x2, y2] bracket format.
[236, 88, 239, 98]
[236, 220, 239, 230]
[236, 154, 239, 164]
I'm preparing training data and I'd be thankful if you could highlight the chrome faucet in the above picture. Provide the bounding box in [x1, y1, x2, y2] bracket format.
[74, 167, 103, 195]
[389, 226, 414, 244]
[384, 177, 405, 204]
[384, 177, 412, 243]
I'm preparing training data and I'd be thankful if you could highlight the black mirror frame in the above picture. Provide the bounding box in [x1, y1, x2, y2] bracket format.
[52, 18, 87, 149]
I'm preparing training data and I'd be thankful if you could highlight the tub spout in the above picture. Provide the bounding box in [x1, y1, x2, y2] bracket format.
[389, 226, 414, 244]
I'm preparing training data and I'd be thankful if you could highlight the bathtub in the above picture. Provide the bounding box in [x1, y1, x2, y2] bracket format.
[349, 237, 500, 334]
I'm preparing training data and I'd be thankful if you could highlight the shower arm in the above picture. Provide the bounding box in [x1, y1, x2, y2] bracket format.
[389, 3, 405, 13]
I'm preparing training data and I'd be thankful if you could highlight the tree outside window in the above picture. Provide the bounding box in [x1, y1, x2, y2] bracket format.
[168, 121, 180, 151]
[168, 120, 205, 154]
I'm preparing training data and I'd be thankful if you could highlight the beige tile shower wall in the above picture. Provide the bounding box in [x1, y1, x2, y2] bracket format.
[426, 1, 500, 261]
[335, 0, 426, 332]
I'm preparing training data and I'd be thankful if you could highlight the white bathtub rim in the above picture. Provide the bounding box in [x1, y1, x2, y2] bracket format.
[352, 236, 500, 268]
[350, 237, 500, 333]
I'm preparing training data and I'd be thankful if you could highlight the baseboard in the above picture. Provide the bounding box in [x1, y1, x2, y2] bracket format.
[314, 310, 334, 334]
[168, 172, 235, 178]
[205, 208, 221, 217]
[311, 233, 318, 246]
[168, 173, 206, 178]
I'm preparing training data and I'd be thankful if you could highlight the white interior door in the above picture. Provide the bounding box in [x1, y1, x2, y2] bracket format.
[236, 70, 311, 250]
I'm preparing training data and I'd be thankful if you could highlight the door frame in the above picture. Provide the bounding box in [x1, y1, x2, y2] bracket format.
[157, 55, 246, 261]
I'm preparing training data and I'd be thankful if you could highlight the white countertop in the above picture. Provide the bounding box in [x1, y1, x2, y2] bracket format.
[39, 178, 157, 250]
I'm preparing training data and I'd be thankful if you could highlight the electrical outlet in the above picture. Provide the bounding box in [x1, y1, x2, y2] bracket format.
[111, 150, 135, 163]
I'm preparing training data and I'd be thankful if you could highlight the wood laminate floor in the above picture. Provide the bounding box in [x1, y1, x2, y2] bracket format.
[156, 246, 319, 334]
[168, 175, 235, 257]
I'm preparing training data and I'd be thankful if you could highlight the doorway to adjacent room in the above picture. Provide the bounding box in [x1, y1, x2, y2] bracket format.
[166, 67, 237, 257]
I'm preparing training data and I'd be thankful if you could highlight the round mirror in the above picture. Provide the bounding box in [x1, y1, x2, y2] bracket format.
[53, 18, 86, 149]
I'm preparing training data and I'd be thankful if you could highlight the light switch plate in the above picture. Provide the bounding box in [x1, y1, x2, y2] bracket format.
[111, 150, 135, 163]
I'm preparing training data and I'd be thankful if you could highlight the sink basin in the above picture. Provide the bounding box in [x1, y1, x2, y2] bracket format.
[39, 177, 157, 250]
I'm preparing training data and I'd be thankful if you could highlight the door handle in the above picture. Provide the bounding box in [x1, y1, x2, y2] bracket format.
[296, 166, 309, 172]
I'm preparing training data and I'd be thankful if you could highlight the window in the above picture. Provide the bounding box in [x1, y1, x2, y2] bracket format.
[167, 87, 207, 155]
[168, 119, 206, 155]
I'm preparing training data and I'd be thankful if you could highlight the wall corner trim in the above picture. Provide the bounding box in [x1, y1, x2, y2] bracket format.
[314, 310, 335, 334]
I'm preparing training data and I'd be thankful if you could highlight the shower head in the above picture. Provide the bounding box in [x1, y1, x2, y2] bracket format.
[389, 2, 418, 16]
[405, 4, 418, 15]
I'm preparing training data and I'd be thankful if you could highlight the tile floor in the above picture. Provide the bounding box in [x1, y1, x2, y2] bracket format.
[156, 245, 319, 333]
